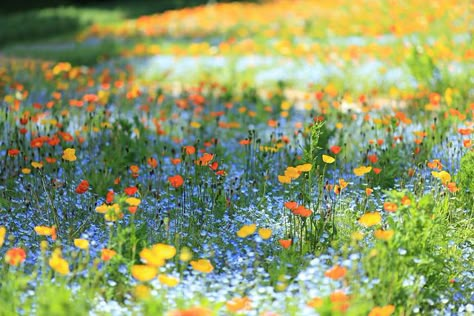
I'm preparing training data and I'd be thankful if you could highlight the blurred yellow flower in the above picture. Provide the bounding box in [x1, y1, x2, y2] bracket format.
[322, 155, 335, 164]
[190, 259, 214, 273]
[131, 265, 157, 282]
[49, 250, 70, 275]
[237, 224, 257, 238]
[358, 212, 382, 227]
[158, 274, 180, 287]
[354, 166, 372, 176]
[0, 227, 6, 247]
[74, 238, 89, 250]
[31, 161, 43, 169]
[258, 228, 272, 240]
[125, 197, 141, 206]
[296, 163, 312, 172]
[62, 148, 77, 162]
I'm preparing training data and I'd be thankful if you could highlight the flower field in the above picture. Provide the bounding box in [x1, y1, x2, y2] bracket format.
[0, 0, 473, 315]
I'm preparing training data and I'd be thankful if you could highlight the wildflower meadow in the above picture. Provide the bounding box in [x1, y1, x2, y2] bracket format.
[0, 0, 473, 315]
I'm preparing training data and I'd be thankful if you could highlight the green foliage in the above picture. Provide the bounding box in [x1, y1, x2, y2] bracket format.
[457, 149, 474, 208]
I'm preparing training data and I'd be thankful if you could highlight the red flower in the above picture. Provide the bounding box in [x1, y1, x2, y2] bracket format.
[124, 186, 138, 196]
[75, 180, 89, 194]
[330, 146, 341, 155]
[7, 149, 20, 157]
[106, 190, 115, 204]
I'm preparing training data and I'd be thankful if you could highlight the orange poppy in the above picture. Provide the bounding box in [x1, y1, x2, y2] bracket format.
[279, 239, 292, 249]
[169, 175, 184, 188]
[5, 248, 26, 266]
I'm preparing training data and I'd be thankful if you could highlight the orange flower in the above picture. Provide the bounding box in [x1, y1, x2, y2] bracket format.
[75, 180, 89, 194]
[183, 146, 196, 155]
[226, 297, 252, 313]
[446, 182, 458, 193]
[324, 265, 347, 280]
[5, 248, 26, 266]
[130, 165, 140, 174]
[383, 202, 398, 212]
[147, 157, 158, 168]
[292, 205, 313, 217]
[279, 239, 292, 249]
[368, 304, 395, 316]
[374, 229, 394, 241]
[195, 153, 214, 166]
[101, 248, 117, 261]
[171, 158, 182, 165]
[284, 201, 298, 210]
[168, 307, 212, 316]
[373, 168, 382, 175]
[366, 188, 374, 196]
[307, 297, 323, 308]
[169, 175, 184, 188]
[329, 290, 350, 312]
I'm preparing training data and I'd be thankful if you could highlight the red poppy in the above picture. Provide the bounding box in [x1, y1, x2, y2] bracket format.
[7, 149, 20, 157]
[106, 190, 115, 204]
[330, 146, 341, 155]
[169, 175, 184, 188]
[124, 186, 138, 196]
[75, 180, 89, 194]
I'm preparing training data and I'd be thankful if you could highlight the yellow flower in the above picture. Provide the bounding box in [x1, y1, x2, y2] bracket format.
[284, 167, 301, 179]
[62, 148, 77, 162]
[0, 226, 6, 247]
[237, 224, 257, 238]
[351, 231, 364, 241]
[354, 165, 372, 176]
[431, 171, 451, 184]
[190, 121, 201, 128]
[134, 284, 151, 300]
[179, 247, 192, 262]
[139, 248, 165, 267]
[374, 229, 394, 241]
[339, 178, 348, 189]
[74, 238, 89, 250]
[22, 168, 31, 174]
[95, 204, 108, 213]
[31, 161, 43, 169]
[358, 212, 382, 227]
[322, 155, 335, 164]
[190, 259, 214, 273]
[278, 175, 292, 184]
[151, 243, 176, 260]
[125, 197, 141, 206]
[258, 228, 272, 240]
[49, 250, 70, 275]
[158, 274, 180, 287]
[296, 163, 312, 172]
[131, 265, 157, 282]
